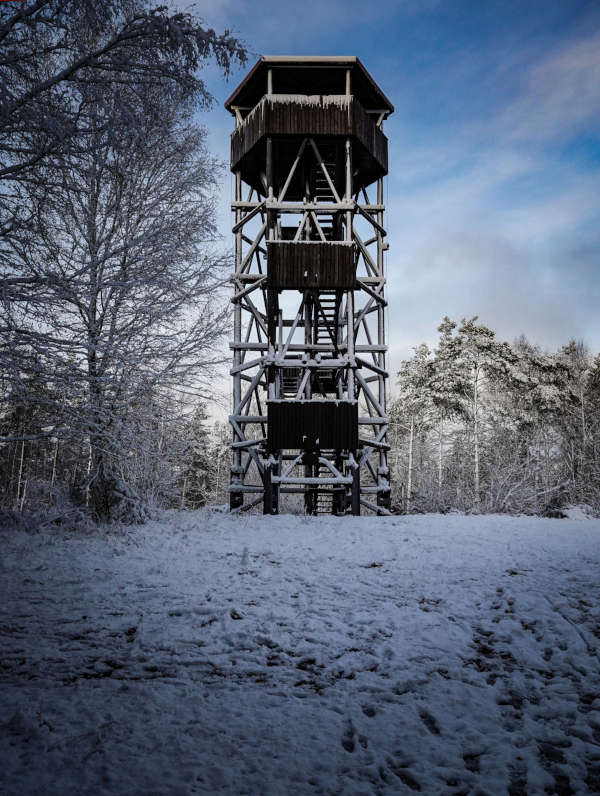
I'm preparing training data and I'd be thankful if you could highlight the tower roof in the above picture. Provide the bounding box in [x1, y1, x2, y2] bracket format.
[225, 56, 394, 115]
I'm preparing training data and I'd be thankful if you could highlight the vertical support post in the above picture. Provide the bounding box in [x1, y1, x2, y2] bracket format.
[337, 290, 344, 399]
[266, 136, 274, 205]
[304, 295, 313, 398]
[266, 136, 276, 381]
[377, 175, 385, 404]
[376, 175, 390, 509]
[230, 170, 243, 510]
[274, 455, 281, 514]
[345, 139, 352, 240]
[351, 465, 360, 516]
[304, 293, 313, 513]
[304, 478, 315, 515]
[345, 137, 354, 401]
[264, 463, 273, 514]
[346, 292, 355, 400]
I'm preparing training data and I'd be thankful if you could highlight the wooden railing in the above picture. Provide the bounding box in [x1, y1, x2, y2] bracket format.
[231, 94, 388, 174]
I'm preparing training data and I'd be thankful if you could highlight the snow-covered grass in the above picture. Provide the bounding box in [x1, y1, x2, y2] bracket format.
[1, 511, 599, 795]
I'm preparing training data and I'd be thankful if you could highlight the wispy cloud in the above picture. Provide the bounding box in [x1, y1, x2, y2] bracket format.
[499, 30, 600, 142]
[384, 22, 600, 369]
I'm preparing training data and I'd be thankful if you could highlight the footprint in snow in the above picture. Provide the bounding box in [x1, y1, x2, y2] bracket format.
[384, 757, 422, 791]
[341, 720, 355, 753]
[463, 751, 481, 773]
[508, 757, 527, 796]
[418, 708, 440, 735]
[362, 703, 376, 718]
[585, 761, 600, 793]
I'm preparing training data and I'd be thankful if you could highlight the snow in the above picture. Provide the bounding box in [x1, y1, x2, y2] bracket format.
[563, 504, 597, 521]
[1, 511, 599, 795]
[267, 94, 350, 108]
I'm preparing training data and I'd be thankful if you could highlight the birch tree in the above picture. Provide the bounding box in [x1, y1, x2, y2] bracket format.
[0, 0, 244, 194]
[12, 89, 229, 518]
[0, 2, 246, 520]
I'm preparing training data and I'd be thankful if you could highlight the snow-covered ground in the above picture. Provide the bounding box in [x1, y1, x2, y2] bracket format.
[1, 511, 600, 795]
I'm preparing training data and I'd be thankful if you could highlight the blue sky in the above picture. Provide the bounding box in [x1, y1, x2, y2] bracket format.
[183, 0, 600, 376]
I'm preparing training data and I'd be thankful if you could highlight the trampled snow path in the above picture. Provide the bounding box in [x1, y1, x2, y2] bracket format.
[1, 511, 599, 795]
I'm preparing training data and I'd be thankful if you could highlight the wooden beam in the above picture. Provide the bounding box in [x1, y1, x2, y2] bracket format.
[356, 203, 386, 236]
[232, 201, 265, 233]
[231, 275, 267, 302]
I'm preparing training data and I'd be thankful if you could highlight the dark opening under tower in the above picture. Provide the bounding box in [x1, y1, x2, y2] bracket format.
[226, 56, 393, 515]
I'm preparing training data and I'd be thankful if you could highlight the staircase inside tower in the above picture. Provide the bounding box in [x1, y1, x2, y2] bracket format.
[306, 452, 344, 516]
[265, 145, 357, 515]
[312, 154, 337, 203]
[308, 146, 343, 241]
[315, 453, 338, 515]
[281, 367, 301, 398]
[315, 291, 339, 347]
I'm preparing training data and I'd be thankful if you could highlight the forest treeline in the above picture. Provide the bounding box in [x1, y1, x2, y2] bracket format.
[389, 317, 600, 516]
[5, 312, 598, 523]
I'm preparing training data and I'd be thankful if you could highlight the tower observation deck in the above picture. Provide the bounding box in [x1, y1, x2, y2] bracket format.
[226, 56, 393, 515]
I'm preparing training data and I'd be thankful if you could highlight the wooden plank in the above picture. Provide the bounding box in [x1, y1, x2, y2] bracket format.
[267, 241, 355, 289]
[267, 400, 358, 451]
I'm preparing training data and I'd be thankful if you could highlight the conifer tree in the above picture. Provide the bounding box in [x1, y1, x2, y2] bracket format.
[559, 341, 591, 498]
[456, 317, 515, 511]
[392, 343, 433, 512]
[427, 317, 469, 508]
[180, 404, 212, 509]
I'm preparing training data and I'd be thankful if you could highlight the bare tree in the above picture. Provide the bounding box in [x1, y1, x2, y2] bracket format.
[0, 1, 246, 520]
[1, 0, 244, 313]
[0, 0, 244, 183]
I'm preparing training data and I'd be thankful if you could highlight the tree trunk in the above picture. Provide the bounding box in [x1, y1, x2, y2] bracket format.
[88, 442, 114, 520]
[438, 419, 443, 508]
[406, 415, 414, 514]
[16, 439, 25, 511]
[85, 149, 114, 521]
[580, 384, 586, 497]
[49, 438, 59, 502]
[473, 369, 480, 512]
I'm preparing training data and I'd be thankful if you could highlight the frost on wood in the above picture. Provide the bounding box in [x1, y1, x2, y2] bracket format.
[267, 94, 351, 107]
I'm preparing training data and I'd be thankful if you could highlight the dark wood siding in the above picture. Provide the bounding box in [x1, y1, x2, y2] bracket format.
[267, 400, 358, 451]
[267, 241, 356, 289]
[231, 95, 387, 175]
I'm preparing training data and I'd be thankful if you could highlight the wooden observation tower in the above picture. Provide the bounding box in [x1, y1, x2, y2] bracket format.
[226, 56, 393, 515]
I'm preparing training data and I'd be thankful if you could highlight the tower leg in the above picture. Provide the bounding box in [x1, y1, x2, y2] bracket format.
[304, 476, 315, 514]
[264, 464, 273, 515]
[230, 491, 243, 510]
[377, 488, 391, 511]
[351, 466, 361, 516]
